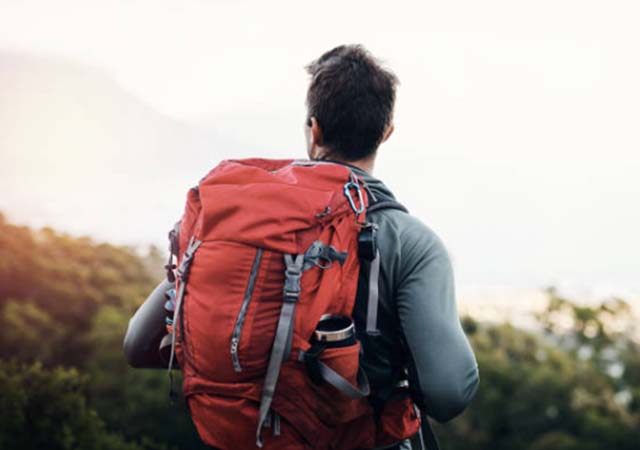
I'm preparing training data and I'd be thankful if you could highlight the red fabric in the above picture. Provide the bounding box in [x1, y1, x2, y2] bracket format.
[375, 394, 422, 447]
[174, 159, 418, 449]
[189, 395, 313, 450]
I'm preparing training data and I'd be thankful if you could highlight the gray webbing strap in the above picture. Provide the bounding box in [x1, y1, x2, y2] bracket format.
[261, 410, 282, 437]
[167, 280, 186, 376]
[297, 351, 370, 399]
[256, 253, 304, 448]
[363, 197, 406, 336]
[273, 412, 281, 436]
[263, 412, 271, 428]
[284, 316, 294, 360]
[366, 249, 381, 335]
[167, 237, 202, 375]
[409, 406, 441, 450]
[317, 361, 370, 399]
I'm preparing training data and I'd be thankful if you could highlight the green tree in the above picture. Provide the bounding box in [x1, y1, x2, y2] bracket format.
[439, 302, 640, 450]
[0, 301, 62, 364]
[0, 216, 198, 448]
[0, 360, 144, 450]
[87, 305, 207, 449]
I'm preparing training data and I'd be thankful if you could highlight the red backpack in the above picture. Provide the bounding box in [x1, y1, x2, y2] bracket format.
[167, 159, 421, 450]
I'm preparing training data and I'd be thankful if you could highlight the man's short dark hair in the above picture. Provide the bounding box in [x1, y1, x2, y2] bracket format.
[306, 45, 398, 161]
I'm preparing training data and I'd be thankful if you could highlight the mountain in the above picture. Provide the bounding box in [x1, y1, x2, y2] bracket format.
[0, 51, 240, 247]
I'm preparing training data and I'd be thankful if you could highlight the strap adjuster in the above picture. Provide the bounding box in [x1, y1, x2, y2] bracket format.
[177, 260, 192, 282]
[358, 223, 378, 261]
[283, 269, 301, 301]
[176, 239, 202, 282]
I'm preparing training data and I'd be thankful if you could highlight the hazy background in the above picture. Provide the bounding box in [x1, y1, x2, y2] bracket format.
[1, 0, 639, 316]
[2, 2, 640, 449]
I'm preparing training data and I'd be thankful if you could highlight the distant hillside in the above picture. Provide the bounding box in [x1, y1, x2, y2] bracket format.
[0, 213, 207, 449]
[0, 51, 240, 246]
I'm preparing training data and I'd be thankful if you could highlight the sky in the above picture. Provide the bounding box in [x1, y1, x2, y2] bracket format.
[1, 0, 639, 299]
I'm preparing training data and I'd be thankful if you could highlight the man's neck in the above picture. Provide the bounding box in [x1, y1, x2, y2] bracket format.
[345, 158, 374, 174]
[311, 152, 375, 174]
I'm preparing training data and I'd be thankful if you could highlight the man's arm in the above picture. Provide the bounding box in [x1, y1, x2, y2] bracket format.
[396, 220, 479, 422]
[123, 279, 173, 369]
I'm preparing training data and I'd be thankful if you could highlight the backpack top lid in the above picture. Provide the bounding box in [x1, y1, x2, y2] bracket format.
[192, 158, 368, 255]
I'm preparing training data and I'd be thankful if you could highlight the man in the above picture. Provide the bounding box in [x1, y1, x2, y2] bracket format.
[302, 44, 478, 447]
[124, 44, 478, 449]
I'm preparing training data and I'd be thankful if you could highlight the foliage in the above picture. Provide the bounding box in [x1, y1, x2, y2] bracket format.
[87, 305, 205, 449]
[0, 360, 145, 450]
[0, 218, 154, 368]
[439, 299, 640, 450]
[0, 217, 205, 449]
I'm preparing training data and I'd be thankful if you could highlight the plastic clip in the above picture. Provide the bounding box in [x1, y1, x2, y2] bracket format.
[358, 223, 378, 261]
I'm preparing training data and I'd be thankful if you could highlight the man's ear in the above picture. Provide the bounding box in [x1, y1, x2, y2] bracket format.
[381, 123, 394, 143]
[310, 117, 323, 147]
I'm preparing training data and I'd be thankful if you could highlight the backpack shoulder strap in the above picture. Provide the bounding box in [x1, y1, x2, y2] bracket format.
[364, 192, 442, 450]
[409, 414, 441, 450]
[359, 191, 408, 336]
[365, 191, 408, 215]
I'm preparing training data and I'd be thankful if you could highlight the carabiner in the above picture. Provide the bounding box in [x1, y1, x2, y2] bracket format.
[344, 181, 365, 215]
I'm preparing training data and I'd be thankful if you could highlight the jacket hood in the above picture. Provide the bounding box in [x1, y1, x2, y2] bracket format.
[347, 165, 397, 203]
[311, 159, 397, 203]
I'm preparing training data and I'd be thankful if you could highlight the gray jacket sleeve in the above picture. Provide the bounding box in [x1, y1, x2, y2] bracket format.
[395, 220, 479, 423]
[123, 279, 173, 369]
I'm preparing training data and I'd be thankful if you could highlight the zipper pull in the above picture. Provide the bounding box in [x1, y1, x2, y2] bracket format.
[231, 337, 242, 372]
[231, 337, 239, 353]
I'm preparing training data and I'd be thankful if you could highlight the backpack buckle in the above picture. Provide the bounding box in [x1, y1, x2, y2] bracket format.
[303, 240, 348, 270]
[358, 223, 378, 261]
[283, 254, 304, 302]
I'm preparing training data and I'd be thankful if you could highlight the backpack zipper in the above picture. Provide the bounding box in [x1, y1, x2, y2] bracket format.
[230, 248, 263, 372]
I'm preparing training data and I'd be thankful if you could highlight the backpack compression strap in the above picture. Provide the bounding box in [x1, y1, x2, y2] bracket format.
[256, 253, 305, 448]
[166, 237, 202, 394]
[256, 241, 361, 447]
[297, 349, 370, 399]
